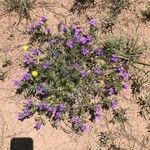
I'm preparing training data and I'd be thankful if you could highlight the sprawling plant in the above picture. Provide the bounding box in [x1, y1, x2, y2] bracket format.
[14, 17, 144, 132]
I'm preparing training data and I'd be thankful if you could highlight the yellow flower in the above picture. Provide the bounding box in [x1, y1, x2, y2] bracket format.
[32, 71, 38, 77]
[23, 44, 29, 51]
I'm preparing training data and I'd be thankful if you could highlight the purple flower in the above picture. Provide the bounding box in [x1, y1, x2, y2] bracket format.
[95, 114, 102, 122]
[22, 72, 31, 81]
[79, 35, 92, 44]
[23, 108, 31, 117]
[34, 122, 42, 130]
[71, 116, 81, 124]
[78, 36, 87, 44]
[66, 39, 74, 48]
[40, 16, 47, 22]
[121, 71, 129, 80]
[47, 107, 53, 114]
[75, 34, 92, 44]
[34, 21, 42, 29]
[37, 84, 48, 96]
[117, 66, 125, 73]
[32, 48, 39, 56]
[94, 67, 101, 75]
[17, 112, 25, 121]
[82, 48, 89, 56]
[59, 24, 67, 33]
[25, 99, 33, 108]
[80, 70, 87, 78]
[72, 63, 79, 70]
[58, 103, 65, 112]
[13, 80, 20, 89]
[108, 87, 115, 96]
[94, 48, 104, 56]
[85, 35, 92, 43]
[88, 19, 96, 26]
[80, 123, 89, 132]
[38, 102, 49, 111]
[48, 107, 56, 115]
[111, 100, 118, 110]
[71, 24, 77, 32]
[23, 54, 32, 64]
[111, 54, 119, 62]
[31, 60, 37, 65]
[54, 112, 61, 120]
[95, 104, 102, 113]
[72, 24, 83, 35]
[23, 54, 37, 65]
[42, 62, 51, 70]
[123, 83, 128, 89]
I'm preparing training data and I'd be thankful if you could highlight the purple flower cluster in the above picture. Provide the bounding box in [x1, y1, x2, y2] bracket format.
[108, 87, 116, 96]
[71, 24, 83, 35]
[93, 67, 101, 76]
[13, 80, 20, 89]
[121, 71, 129, 80]
[72, 63, 79, 70]
[53, 112, 61, 120]
[76, 35, 92, 44]
[17, 112, 26, 121]
[111, 100, 118, 110]
[37, 84, 48, 96]
[59, 24, 67, 33]
[42, 61, 51, 70]
[117, 66, 124, 72]
[71, 116, 81, 124]
[31, 48, 40, 56]
[94, 48, 104, 56]
[23, 54, 31, 64]
[93, 104, 102, 122]
[66, 39, 74, 48]
[37, 102, 66, 122]
[82, 47, 89, 56]
[111, 54, 119, 62]
[80, 70, 87, 78]
[117, 66, 129, 80]
[34, 121, 42, 130]
[18, 100, 66, 129]
[23, 53, 37, 65]
[80, 123, 89, 132]
[17, 99, 33, 121]
[123, 83, 128, 89]
[53, 103, 66, 121]
[58, 103, 65, 112]
[71, 116, 89, 132]
[21, 72, 31, 81]
[88, 18, 96, 26]
[71, 24, 92, 45]
[38, 102, 49, 111]
[29, 16, 47, 33]
[24, 99, 33, 108]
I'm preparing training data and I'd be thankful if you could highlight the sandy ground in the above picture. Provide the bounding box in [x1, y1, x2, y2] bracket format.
[0, 0, 150, 149]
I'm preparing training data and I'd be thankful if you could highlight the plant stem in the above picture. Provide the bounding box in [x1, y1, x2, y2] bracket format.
[118, 55, 150, 67]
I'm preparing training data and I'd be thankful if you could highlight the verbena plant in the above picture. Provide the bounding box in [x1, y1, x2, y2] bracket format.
[1, 0, 36, 20]
[14, 17, 147, 132]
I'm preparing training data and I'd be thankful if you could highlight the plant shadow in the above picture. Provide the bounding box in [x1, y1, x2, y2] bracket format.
[70, 0, 96, 14]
